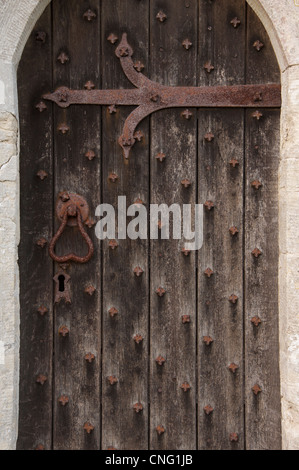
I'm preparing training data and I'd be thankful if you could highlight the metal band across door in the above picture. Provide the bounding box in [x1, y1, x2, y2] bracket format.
[17, 0, 281, 450]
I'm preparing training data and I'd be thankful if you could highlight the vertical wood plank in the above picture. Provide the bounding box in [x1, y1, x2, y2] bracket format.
[244, 4, 281, 450]
[197, 0, 246, 450]
[150, 0, 198, 450]
[197, 109, 245, 450]
[101, 0, 150, 450]
[199, 0, 246, 87]
[17, 5, 54, 450]
[52, 0, 101, 450]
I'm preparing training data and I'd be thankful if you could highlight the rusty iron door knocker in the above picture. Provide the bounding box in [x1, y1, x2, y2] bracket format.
[49, 192, 94, 264]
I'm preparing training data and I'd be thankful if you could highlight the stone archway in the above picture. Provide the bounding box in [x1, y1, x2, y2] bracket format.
[0, 0, 298, 450]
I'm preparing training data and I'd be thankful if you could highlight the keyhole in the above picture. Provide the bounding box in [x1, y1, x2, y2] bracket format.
[58, 275, 65, 292]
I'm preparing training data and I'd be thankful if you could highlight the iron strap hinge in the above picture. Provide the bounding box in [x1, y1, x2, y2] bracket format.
[43, 33, 281, 159]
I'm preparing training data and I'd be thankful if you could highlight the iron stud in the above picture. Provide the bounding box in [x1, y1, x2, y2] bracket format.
[204, 61, 214, 73]
[204, 200, 214, 211]
[228, 363, 239, 374]
[251, 316, 262, 327]
[35, 444, 45, 451]
[85, 353, 95, 363]
[203, 336, 213, 346]
[83, 9, 97, 22]
[229, 294, 238, 304]
[108, 104, 117, 114]
[86, 218, 96, 228]
[204, 132, 214, 142]
[252, 248, 262, 258]
[35, 31, 47, 43]
[229, 226, 239, 236]
[182, 315, 191, 324]
[85, 150, 96, 161]
[133, 403, 143, 413]
[253, 40, 264, 51]
[251, 180, 262, 190]
[156, 11, 167, 22]
[230, 17, 241, 28]
[58, 123, 70, 134]
[134, 198, 144, 207]
[182, 109, 193, 120]
[134, 266, 144, 277]
[156, 425, 165, 435]
[204, 268, 214, 278]
[254, 92, 263, 102]
[35, 101, 47, 113]
[108, 172, 119, 183]
[230, 433, 239, 442]
[182, 248, 191, 257]
[204, 405, 214, 415]
[60, 192, 70, 202]
[36, 238, 47, 248]
[109, 307, 118, 318]
[58, 325, 69, 337]
[181, 178, 191, 188]
[37, 170, 48, 180]
[134, 61, 145, 72]
[108, 307, 118, 318]
[156, 287, 166, 297]
[57, 52, 69, 64]
[58, 395, 69, 406]
[155, 152, 166, 162]
[150, 94, 161, 103]
[84, 81, 95, 90]
[85, 285, 96, 296]
[252, 110, 263, 120]
[107, 33, 118, 45]
[181, 382, 191, 392]
[37, 305, 48, 316]
[252, 384, 262, 396]
[134, 130, 144, 142]
[229, 158, 239, 168]
[182, 39, 192, 50]
[156, 356, 166, 366]
[109, 239, 118, 250]
[83, 422, 95, 434]
[107, 376, 118, 386]
[134, 334, 144, 344]
[36, 375, 47, 386]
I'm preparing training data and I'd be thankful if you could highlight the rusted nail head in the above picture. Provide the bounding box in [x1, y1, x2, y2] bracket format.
[204, 405, 214, 415]
[109, 307, 118, 318]
[156, 425, 165, 435]
[182, 315, 191, 324]
[203, 336, 213, 346]
[156, 356, 166, 366]
[133, 403, 143, 413]
[83, 422, 95, 434]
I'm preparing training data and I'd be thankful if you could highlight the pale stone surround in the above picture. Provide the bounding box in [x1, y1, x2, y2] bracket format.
[0, 0, 298, 450]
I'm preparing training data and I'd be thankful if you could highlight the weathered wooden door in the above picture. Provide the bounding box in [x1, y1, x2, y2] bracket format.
[17, 0, 281, 450]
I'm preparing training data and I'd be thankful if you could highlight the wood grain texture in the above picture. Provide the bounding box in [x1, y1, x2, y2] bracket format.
[52, 0, 101, 450]
[101, 0, 150, 451]
[17, 0, 282, 451]
[17, 5, 54, 451]
[197, 0, 246, 450]
[150, 0, 198, 450]
[244, 4, 281, 450]
[197, 109, 245, 450]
